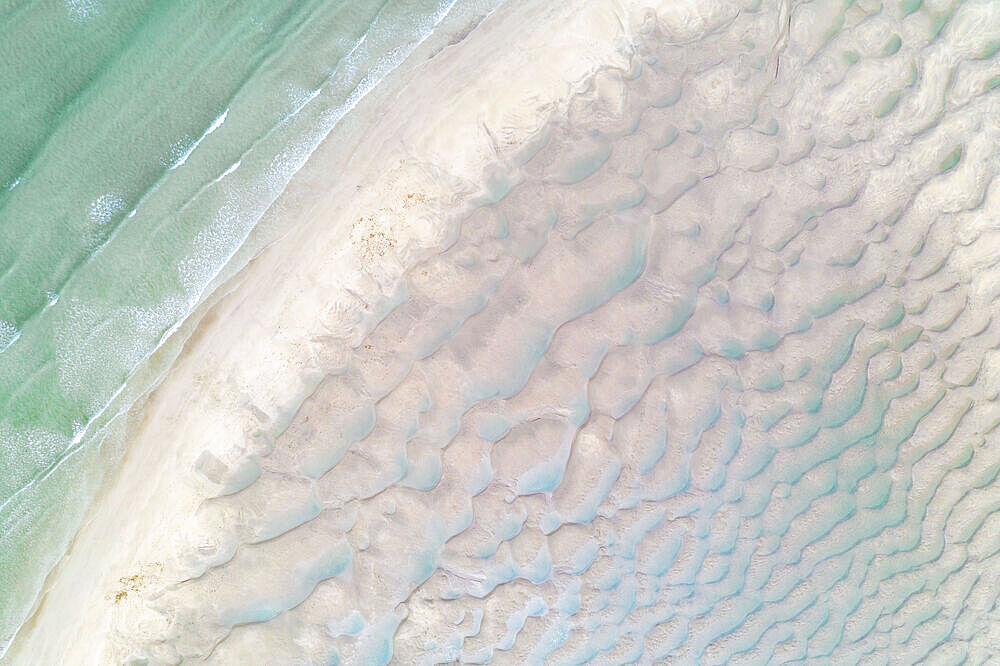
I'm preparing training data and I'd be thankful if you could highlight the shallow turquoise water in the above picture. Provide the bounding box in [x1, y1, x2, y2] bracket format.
[0, 0, 471, 649]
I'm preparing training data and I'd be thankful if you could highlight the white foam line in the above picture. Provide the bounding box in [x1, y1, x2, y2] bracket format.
[0, 330, 21, 354]
[286, 88, 323, 121]
[213, 160, 242, 184]
[169, 109, 230, 171]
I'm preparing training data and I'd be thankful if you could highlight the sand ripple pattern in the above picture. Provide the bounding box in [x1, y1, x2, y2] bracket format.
[134, 1, 1000, 663]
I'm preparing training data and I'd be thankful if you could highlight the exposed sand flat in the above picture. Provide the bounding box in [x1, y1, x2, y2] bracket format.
[9, 0, 1000, 663]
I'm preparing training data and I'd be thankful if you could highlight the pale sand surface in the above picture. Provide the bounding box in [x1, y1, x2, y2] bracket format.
[10, 0, 1000, 663]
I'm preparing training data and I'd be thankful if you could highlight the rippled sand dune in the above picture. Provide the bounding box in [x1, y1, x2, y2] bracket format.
[9, 0, 1000, 663]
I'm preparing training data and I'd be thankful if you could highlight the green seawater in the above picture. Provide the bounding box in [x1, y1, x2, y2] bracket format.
[0, 0, 485, 652]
